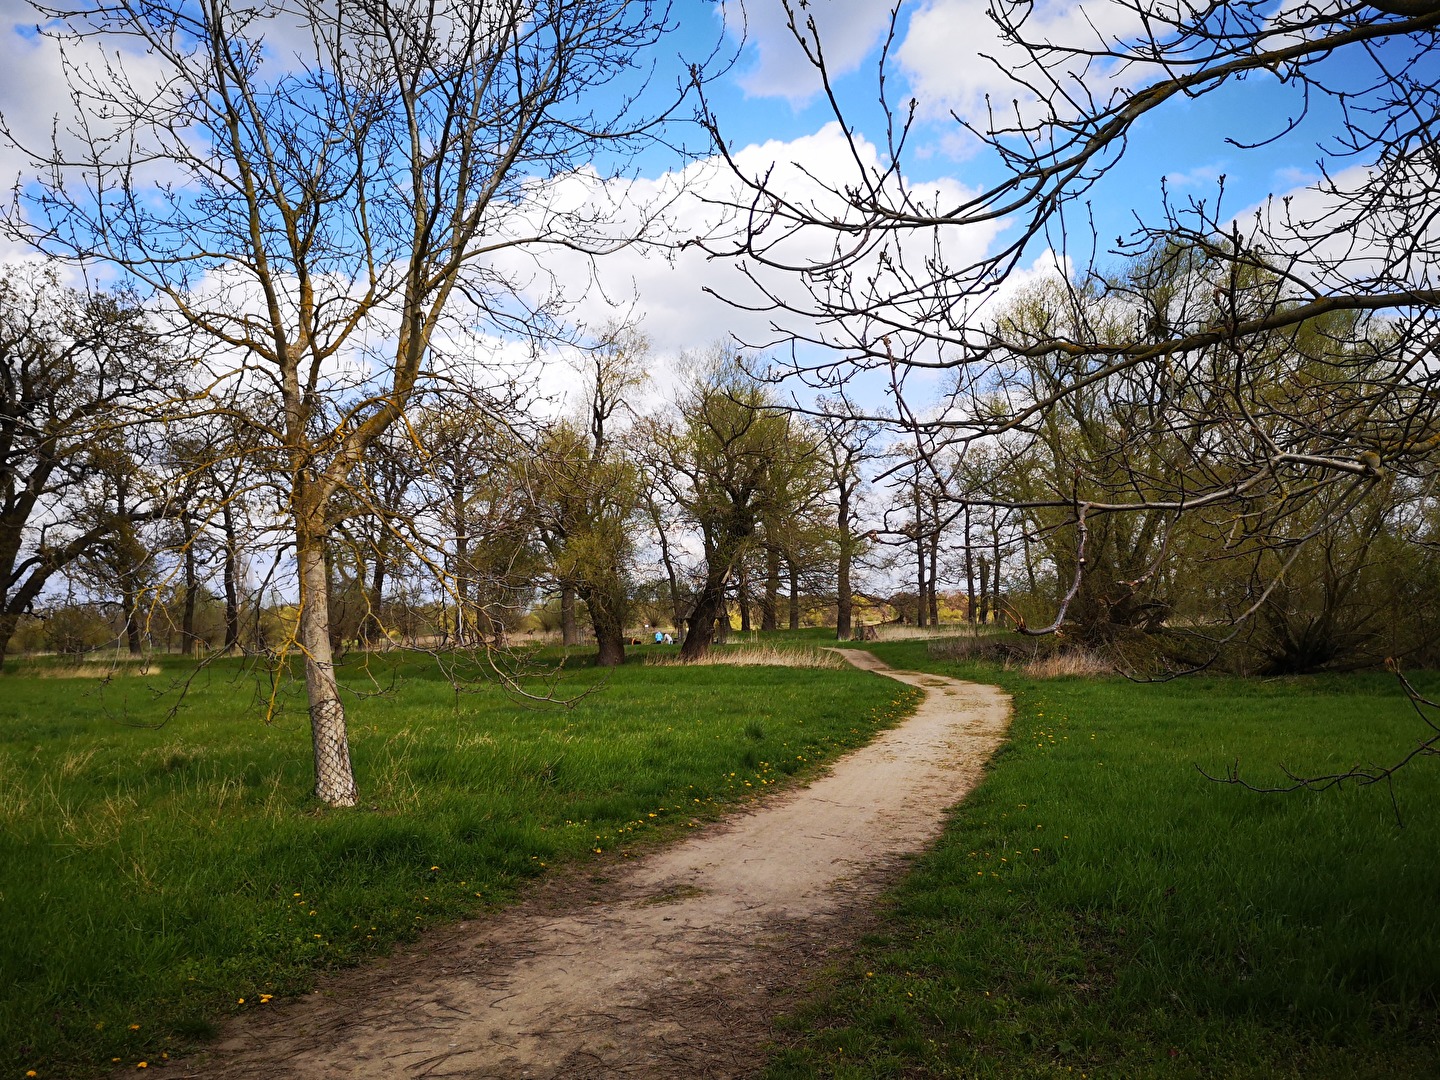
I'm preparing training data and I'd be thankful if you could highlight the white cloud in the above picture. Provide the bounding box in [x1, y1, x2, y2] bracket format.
[728, 0, 894, 103]
[480, 122, 1005, 384]
[1164, 163, 1228, 189]
[896, 0, 1146, 125]
[1273, 165, 1319, 189]
[1235, 162, 1440, 294]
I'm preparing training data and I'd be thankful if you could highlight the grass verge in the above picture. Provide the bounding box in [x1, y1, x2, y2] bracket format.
[767, 639, 1440, 1079]
[1, 650, 919, 1078]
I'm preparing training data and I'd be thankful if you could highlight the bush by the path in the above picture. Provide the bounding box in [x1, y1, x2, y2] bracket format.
[767, 640, 1440, 1078]
[0, 651, 918, 1078]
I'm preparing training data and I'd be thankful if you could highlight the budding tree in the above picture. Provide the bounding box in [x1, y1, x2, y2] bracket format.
[697, 0, 1440, 642]
[0, 267, 174, 668]
[5, 0, 698, 803]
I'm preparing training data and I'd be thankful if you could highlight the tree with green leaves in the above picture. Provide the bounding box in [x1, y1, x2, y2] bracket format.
[5, 0, 700, 802]
[0, 267, 176, 668]
[529, 329, 647, 665]
[645, 352, 813, 660]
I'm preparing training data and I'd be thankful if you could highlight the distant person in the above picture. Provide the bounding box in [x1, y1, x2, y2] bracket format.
[654, 630, 664, 644]
[662, 632, 674, 645]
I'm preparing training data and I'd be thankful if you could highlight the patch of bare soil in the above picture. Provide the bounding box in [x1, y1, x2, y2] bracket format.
[182, 650, 1010, 1079]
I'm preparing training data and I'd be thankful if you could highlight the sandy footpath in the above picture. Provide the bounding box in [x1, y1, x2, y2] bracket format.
[185, 650, 1010, 1079]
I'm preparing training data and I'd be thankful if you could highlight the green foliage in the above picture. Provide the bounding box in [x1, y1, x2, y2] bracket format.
[0, 652, 915, 1077]
[768, 640, 1440, 1078]
[990, 248, 1440, 668]
[41, 604, 114, 655]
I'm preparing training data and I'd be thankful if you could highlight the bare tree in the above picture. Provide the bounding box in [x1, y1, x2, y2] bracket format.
[6, 0, 699, 803]
[695, 1, 1440, 645]
[0, 267, 174, 668]
[529, 327, 647, 666]
[644, 352, 807, 660]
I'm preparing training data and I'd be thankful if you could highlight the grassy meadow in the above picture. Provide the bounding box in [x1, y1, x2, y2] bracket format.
[766, 638, 1440, 1078]
[0, 647, 917, 1077]
[7, 633, 1440, 1079]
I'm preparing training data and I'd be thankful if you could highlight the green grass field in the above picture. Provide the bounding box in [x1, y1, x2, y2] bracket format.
[766, 639, 1440, 1078]
[0, 649, 917, 1078]
[8, 636, 1439, 1078]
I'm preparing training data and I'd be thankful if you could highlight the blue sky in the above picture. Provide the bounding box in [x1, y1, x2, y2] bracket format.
[0, 0, 1417, 361]
[679, 0, 1381, 267]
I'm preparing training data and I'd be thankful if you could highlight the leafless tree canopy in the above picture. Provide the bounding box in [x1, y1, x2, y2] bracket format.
[2, 0, 703, 803]
[694, 1, 1440, 642]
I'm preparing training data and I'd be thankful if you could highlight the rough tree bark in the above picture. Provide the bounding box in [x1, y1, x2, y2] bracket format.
[738, 564, 752, 633]
[787, 560, 801, 630]
[965, 505, 976, 626]
[181, 512, 198, 656]
[762, 541, 780, 631]
[836, 484, 853, 640]
[221, 503, 240, 653]
[297, 532, 357, 807]
[561, 582, 579, 646]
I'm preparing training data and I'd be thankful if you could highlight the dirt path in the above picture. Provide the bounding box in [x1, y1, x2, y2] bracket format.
[188, 651, 1010, 1079]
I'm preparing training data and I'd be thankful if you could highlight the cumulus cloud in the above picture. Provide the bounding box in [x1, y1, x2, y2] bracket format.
[1, 1, 1019, 410]
[1164, 163, 1229, 189]
[482, 121, 1005, 377]
[727, 0, 894, 104]
[1235, 162, 1440, 294]
[895, 0, 1145, 125]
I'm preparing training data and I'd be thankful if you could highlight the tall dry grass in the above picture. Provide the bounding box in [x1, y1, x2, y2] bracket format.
[648, 645, 845, 670]
[1022, 649, 1114, 678]
[865, 623, 1004, 642]
[29, 662, 160, 678]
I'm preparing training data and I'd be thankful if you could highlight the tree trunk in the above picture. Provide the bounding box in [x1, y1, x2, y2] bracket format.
[978, 555, 991, 625]
[222, 503, 240, 653]
[965, 505, 976, 626]
[993, 527, 1004, 626]
[680, 567, 727, 661]
[363, 552, 386, 647]
[716, 592, 731, 643]
[583, 586, 626, 667]
[915, 532, 927, 628]
[836, 488, 852, 641]
[928, 523, 940, 626]
[561, 582, 579, 646]
[122, 580, 143, 655]
[761, 542, 780, 631]
[649, 499, 684, 630]
[788, 560, 800, 630]
[325, 546, 346, 654]
[181, 514, 198, 656]
[0, 610, 19, 671]
[298, 535, 358, 807]
[738, 563, 752, 633]
[453, 480, 471, 645]
[1024, 528, 1038, 596]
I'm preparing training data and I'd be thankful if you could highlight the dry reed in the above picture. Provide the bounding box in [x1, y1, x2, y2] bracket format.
[648, 645, 845, 670]
[1023, 649, 1114, 678]
[30, 662, 160, 678]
